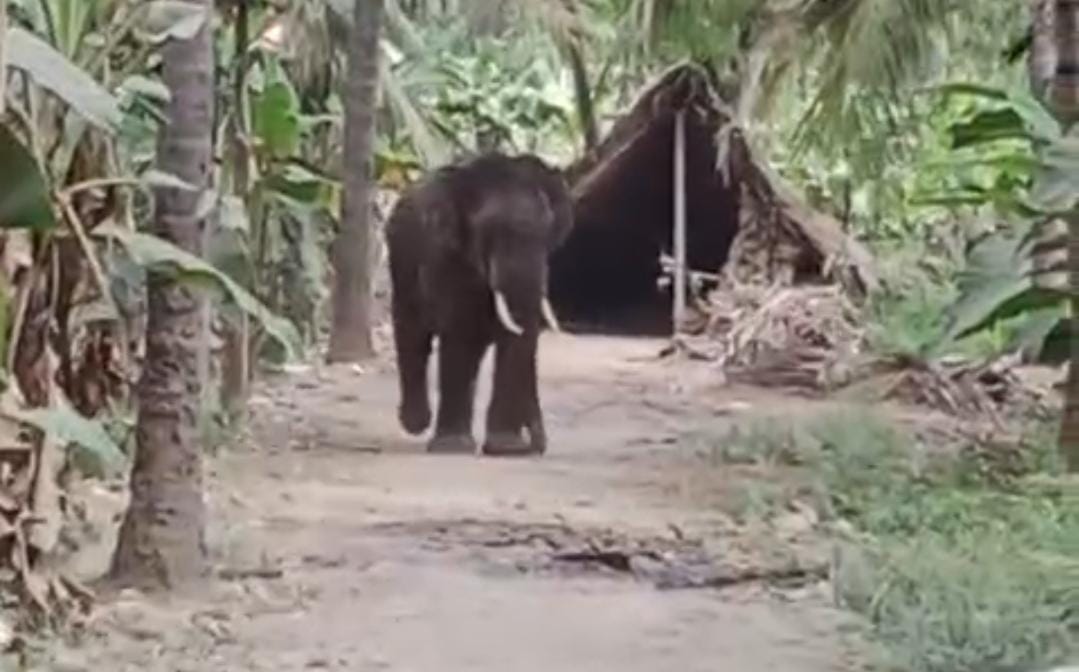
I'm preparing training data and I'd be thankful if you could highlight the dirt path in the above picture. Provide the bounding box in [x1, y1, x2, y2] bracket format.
[59, 334, 861, 672]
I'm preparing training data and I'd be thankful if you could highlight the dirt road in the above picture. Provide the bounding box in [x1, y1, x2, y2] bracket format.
[60, 334, 860, 671]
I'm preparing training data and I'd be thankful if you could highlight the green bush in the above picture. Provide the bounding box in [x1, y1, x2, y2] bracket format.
[693, 410, 1079, 672]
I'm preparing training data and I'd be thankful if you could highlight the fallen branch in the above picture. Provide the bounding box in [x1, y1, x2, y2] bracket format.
[551, 550, 636, 573]
[218, 566, 284, 582]
[654, 563, 829, 591]
[656, 336, 716, 361]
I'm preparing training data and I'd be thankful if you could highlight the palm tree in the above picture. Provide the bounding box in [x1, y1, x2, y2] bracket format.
[110, 0, 214, 589]
[327, 0, 383, 363]
[0, 0, 6, 117]
[1044, 0, 1079, 470]
[1064, 226, 1079, 472]
[222, 0, 253, 423]
[1030, 0, 1056, 97]
[558, 8, 598, 152]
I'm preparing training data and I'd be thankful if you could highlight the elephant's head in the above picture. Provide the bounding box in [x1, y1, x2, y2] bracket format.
[448, 154, 574, 336]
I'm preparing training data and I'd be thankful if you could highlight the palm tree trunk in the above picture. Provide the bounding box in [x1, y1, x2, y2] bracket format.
[0, 0, 6, 117]
[565, 41, 598, 153]
[1065, 221, 1079, 471]
[110, 0, 213, 589]
[1030, 0, 1056, 101]
[327, 0, 382, 363]
[1048, 0, 1079, 471]
[222, 0, 251, 423]
[555, 0, 597, 153]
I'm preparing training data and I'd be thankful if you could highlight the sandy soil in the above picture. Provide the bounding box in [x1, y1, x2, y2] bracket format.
[50, 334, 866, 672]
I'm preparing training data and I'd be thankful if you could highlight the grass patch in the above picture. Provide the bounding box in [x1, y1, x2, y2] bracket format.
[690, 409, 1079, 672]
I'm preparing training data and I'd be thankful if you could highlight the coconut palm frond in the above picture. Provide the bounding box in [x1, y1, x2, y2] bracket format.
[484, 0, 591, 47]
[788, 0, 956, 155]
[384, 0, 429, 57]
[280, 0, 339, 102]
[379, 47, 450, 167]
[808, 0, 949, 92]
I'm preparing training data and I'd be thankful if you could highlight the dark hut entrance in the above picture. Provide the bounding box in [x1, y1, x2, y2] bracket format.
[549, 65, 740, 336]
[549, 63, 876, 337]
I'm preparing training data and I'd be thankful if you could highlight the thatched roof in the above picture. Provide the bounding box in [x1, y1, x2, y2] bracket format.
[548, 61, 877, 335]
[726, 129, 880, 296]
[567, 62, 728, 197]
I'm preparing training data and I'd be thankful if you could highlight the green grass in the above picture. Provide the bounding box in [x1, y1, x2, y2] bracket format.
[690, 409, 1079, 672]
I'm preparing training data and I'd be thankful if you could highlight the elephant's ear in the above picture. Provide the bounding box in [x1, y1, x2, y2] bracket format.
[537, 168, 574, 250]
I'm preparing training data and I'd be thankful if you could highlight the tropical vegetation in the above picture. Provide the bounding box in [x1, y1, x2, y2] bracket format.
[0, 0, 1074, 669]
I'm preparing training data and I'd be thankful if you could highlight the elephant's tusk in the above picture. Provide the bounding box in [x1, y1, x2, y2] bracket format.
[494, 291, 525, 335]
[541, 298, 561, 333]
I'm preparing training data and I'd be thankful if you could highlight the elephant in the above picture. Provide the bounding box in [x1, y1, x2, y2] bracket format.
[385, 152, 574, 456]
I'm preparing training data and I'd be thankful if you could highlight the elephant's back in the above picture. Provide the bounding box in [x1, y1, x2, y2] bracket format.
[385, 173, 448, 241]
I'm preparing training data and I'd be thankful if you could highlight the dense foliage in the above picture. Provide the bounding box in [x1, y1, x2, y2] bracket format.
[0, 0, 1074, 668]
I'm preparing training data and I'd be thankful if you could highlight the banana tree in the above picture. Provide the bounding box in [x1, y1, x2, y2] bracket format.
[0, 0, 302, 609]
[919, 79, 1076, 470]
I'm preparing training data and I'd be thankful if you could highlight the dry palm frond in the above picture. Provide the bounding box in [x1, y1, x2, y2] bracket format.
[708, 281, 866, 393]
[845, 353, 1054, 423]
[702, 277, 1047, 424]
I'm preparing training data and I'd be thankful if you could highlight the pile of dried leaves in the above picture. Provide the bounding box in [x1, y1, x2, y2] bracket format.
[0, 388, 98, 642]
[704, 281, 865, 392]
[846, 353, 1058, 424]
[697, 279, 1056, 425]
[0, 231, 129, 636]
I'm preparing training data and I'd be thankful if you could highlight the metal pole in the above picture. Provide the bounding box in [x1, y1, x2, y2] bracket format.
[672, 109, 687, 334]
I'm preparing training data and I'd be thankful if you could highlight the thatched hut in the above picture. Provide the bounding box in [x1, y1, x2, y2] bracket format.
[548, 62, 877, 336]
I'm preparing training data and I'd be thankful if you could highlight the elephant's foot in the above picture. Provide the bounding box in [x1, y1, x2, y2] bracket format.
[427, 433, 477, 454]
[399, 399, 431, 435]
[482, 431, 544, 457]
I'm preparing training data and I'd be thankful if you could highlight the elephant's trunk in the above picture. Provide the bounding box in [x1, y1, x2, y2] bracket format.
[492, 286, 556, 334]
[489, 255, 547, 336]
[493, 290, 559, 335]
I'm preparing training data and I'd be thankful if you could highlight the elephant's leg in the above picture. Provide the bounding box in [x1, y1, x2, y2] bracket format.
[526, 396, 548, 454]
[389, 253, 432, 435]
[392, 308, 432, 434]
[483, 332, 544, 457]
[428, 329, 488, 454]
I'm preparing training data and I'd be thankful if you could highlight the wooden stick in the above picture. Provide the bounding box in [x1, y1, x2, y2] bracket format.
[672, 109, 687, 334]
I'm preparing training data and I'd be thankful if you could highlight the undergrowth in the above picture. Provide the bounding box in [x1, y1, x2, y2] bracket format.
[692, 409, 1079, 672]
[864, 236, 1054, 364]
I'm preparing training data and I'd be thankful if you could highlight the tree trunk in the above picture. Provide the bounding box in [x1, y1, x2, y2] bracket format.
[1030, 0, 1056, 101]
[0, 0, 6, 117]
[327, 0, 383, 363]
[566, 41, 598, 153]
[1047, 0, 1079, 471]
[110, 0, 213, 589]
[554, 0, 597, 153]
[1064, 219, 1079, 471]
[222, 0, 251, 423]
